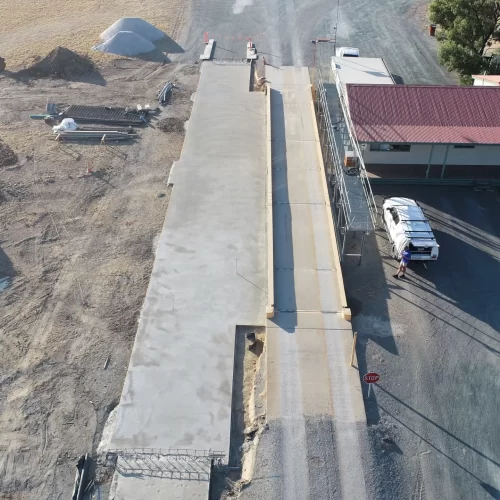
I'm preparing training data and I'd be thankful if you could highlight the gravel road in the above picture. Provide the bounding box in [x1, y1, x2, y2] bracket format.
[178, 0, 453, 85]
[343, 186, 500, 500]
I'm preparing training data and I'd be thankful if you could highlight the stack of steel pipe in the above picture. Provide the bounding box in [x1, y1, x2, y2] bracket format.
[53, 130, 136, 141]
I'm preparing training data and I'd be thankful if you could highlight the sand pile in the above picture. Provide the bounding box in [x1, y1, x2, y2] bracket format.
[17, 47, 94, 79]
[92, 31, 156, 56]
[100, 18, 165, 42]
[0, 141, 18, 168]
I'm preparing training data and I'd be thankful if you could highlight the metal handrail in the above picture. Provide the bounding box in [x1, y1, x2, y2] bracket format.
[316, 72, 352, 228]
[334, 80, 378, 227]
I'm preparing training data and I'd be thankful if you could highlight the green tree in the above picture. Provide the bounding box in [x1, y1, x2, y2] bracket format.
[429, 0, 500, 84]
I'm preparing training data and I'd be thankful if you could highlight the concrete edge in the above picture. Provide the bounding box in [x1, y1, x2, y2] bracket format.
[307, 84, 349, 314]
[167, 161, 177, 186]
[200, 39, 215, 60]
[266, 84, 275, 319]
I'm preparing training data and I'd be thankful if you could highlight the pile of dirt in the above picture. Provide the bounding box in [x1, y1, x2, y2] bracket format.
[93, 31, 155, 56]
[0, 141, 17, 167]
[17, 47, 94, 79]
[100, 18, 165, 42]
[158, 117, 185, 133]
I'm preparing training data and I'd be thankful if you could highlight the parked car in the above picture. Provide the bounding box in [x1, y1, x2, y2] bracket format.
[382, 197, 439, 261]
[335, 47, 360, 57]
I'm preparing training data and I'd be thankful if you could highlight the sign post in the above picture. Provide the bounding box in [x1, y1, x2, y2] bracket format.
[363, 372, 380, 398]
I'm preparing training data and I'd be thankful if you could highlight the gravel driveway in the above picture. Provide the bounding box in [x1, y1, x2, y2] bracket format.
[343, 186, 500, 500]
[179, 0, 454, 85]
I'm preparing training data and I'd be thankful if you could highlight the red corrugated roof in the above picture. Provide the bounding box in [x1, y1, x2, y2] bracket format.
[346, 84, 500, 144]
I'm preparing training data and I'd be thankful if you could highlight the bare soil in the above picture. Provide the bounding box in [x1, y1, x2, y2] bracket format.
[0, 58, 199, 499]
[0, 0, 190, 69]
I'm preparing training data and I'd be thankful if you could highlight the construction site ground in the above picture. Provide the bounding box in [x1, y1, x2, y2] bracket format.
[0, 0, 189, 68]
[0, 59, 199, 499]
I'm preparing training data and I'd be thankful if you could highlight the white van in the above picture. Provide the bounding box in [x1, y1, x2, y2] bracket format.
[335, 47, 360, 58]
[382, 197, 439, 261]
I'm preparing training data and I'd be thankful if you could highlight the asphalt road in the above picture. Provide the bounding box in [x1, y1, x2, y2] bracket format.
[343, 186, 500, 500]
[178, 0, 454, 85]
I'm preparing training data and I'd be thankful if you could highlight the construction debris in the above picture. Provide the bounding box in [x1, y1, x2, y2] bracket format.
[158, 81, 175, 105]
[53, 130, 136, 142]
[71, 454, 94, 500]
[158, 117, 185, 133]
[63, 105, 147, 125]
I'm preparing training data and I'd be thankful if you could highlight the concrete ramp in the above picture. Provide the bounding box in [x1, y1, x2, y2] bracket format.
[258, 66, 368, 500]
[108, 62, 267, 498]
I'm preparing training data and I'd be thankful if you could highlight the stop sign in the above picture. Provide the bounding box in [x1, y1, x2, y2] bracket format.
[363, 372, 380, 384]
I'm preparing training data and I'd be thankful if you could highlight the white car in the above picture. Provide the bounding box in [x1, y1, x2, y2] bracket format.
[335, 47, 359, 57]
[382, 197, 439, 261]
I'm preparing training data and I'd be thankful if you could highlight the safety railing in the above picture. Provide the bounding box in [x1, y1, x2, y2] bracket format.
[334, 79, 378, 228]
[316, 72, 352, 245]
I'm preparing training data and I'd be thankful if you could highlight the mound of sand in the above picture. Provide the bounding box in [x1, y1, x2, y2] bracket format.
[93, 31, 156, 56]
[0, 141, 18, 168]
[17, 47, 94, 79]
[100, 18, 165, 42]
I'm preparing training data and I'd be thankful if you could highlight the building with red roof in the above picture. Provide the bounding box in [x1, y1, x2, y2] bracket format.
[345, 84, 500, 178]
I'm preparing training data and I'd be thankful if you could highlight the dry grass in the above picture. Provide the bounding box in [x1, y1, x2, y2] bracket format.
[0, 0, 188, 68]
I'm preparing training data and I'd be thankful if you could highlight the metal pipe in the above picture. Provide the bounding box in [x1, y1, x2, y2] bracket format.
[441, 144, 450, 179]
[426, 144, 434, 179]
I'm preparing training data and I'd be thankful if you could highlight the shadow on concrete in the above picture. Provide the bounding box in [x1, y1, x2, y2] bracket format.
[268, 88, 297, 333]
[229, 327, 247, 469]
[481, 482, 500, 500]
[342, 197, 399, 424]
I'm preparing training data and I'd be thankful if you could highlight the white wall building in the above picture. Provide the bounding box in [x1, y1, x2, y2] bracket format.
[472, 74, 500, 86]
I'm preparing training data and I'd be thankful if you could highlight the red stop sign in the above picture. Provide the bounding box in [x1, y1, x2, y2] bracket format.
[363, 372, 380, 384]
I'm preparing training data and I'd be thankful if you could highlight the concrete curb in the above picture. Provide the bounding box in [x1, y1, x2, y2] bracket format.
[266, 84, 275, 319]
[200, 39, 215, 60]
[307, 84, 351, 321]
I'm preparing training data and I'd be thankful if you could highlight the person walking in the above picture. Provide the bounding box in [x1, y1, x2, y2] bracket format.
[394, 245, 411, 278]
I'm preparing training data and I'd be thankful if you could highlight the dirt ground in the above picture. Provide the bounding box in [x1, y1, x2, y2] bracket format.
[0, 0, 189, 69]
[0, 57, 199, 498]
